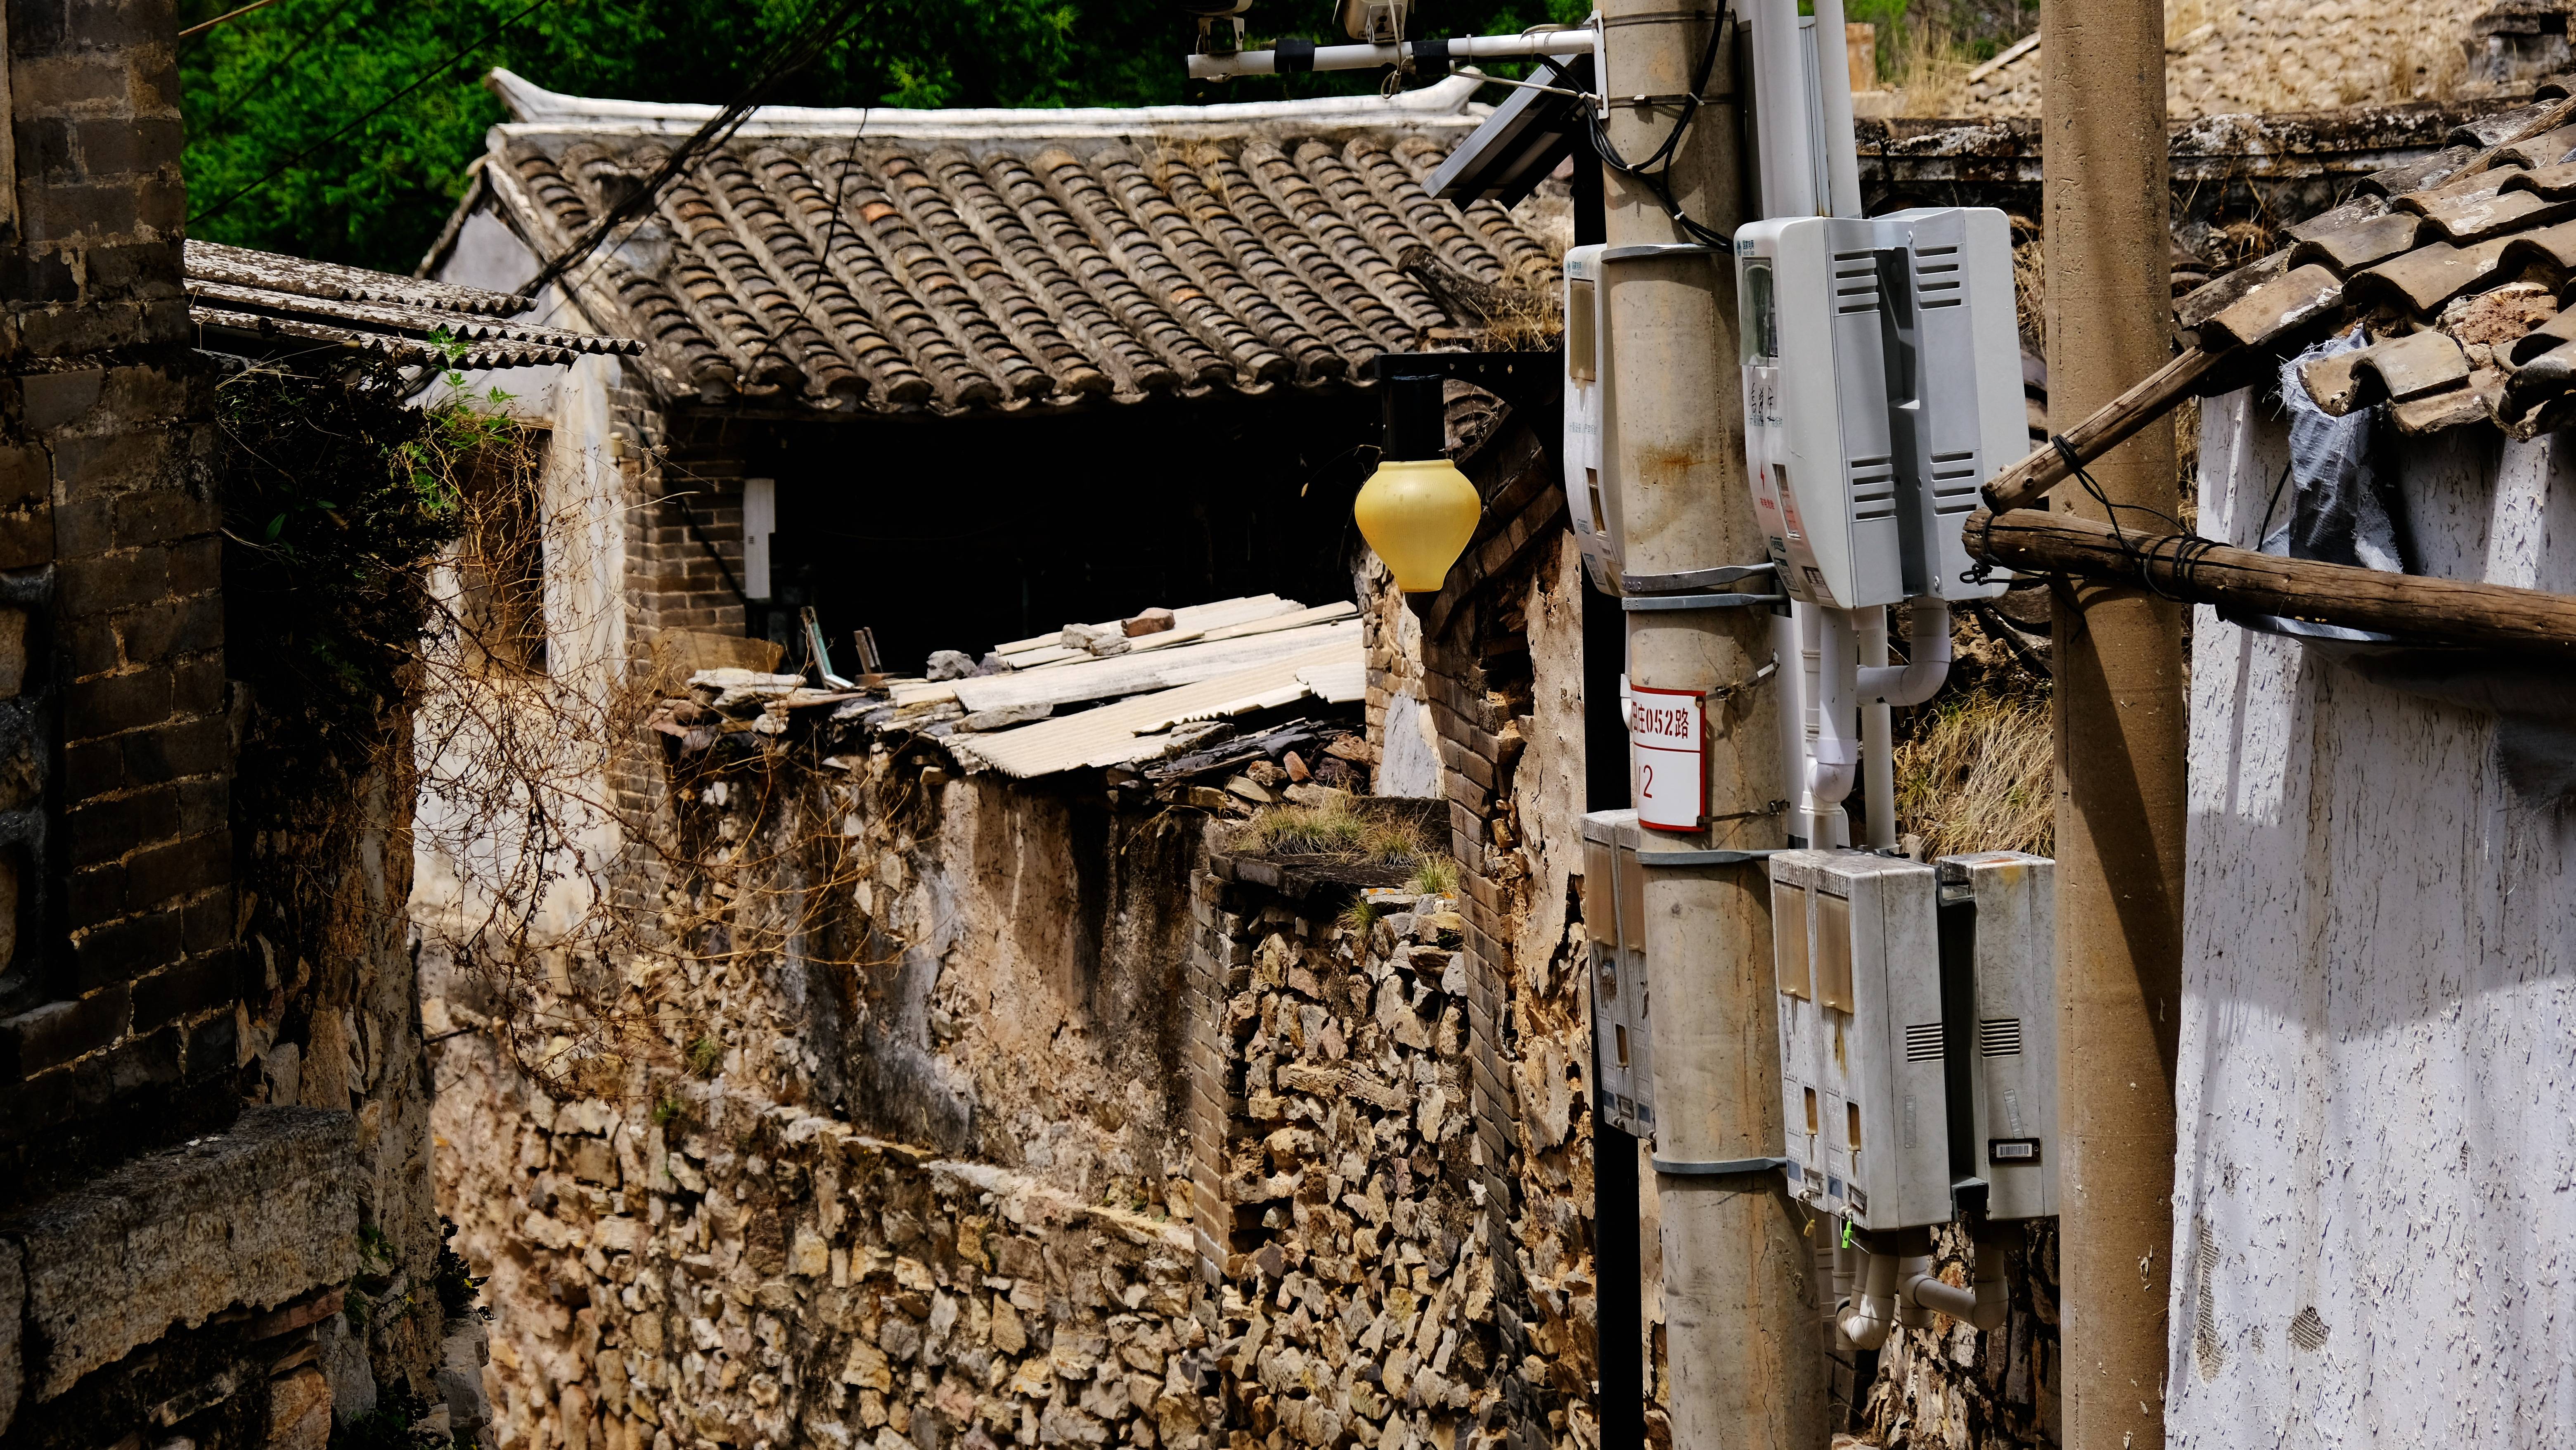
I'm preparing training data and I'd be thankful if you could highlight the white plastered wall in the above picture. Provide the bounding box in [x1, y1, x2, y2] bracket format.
[2173, 393, 2576, 1445]
[410, 348, 630, 948]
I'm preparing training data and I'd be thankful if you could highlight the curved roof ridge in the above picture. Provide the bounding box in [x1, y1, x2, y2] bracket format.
[484, 67, 1492, 140]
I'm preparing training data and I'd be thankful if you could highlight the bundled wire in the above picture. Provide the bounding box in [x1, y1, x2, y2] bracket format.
[516, 0, 874, 299]
[1580, 0, 1733, 248]
[2047, 434, 2223, 601]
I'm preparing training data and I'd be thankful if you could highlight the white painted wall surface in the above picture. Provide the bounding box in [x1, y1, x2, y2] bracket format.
[2172, 393, 2576, 1446]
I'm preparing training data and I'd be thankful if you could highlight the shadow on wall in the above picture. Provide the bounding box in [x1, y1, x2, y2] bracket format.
[798, 772, 1210, 1173]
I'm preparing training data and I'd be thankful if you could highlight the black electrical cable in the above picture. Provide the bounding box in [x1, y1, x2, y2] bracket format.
[199, 0, 367, 135]
[189, 0, 569, 226]
[2048, 433, 2223, 602]
[515, 0, 873, 300]
[1581, 0, 1733, 247]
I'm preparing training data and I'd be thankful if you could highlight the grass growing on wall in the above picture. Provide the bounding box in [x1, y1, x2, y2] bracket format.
[1240, 802, 1428, 864]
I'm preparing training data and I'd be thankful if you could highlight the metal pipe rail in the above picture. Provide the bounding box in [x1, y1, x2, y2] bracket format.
[1187, 28, 1596, 79]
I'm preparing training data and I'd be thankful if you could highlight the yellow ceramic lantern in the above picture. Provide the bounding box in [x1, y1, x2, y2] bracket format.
[1354, 456, 1482, 593]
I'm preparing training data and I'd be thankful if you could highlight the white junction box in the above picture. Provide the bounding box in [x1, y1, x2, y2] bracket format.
[1936, 851, 2058, 1220]
[1769, 849, 1947, 1230]
[1734, 208, 2023, 609]
[1871, 208, 2022, 602]
[1561, 245, 1620, 594]
[1579, 810, 1655, 1138]
[1734, 217, 1904, 611]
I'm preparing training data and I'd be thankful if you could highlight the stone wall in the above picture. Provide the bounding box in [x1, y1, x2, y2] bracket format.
[1359, 388, 1618, 1444]
[429, 616, 1621, 1450]
[431, 1053, 1215, 1450]
[1186, 859, 1597, 1450]
[428, 716, 1216, 1450]
[1949, 0, 2494, 121]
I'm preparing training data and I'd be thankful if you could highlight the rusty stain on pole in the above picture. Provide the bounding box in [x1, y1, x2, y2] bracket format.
[2040, 1, 2186, 1445]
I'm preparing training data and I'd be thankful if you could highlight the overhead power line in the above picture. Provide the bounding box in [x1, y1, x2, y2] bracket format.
[203, 0, 369, 135]
[514, 0, 875, 300]
[180, 0, 289, 40]
[189, 0, 571, 227]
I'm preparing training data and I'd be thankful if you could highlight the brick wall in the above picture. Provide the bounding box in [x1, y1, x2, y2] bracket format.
[601, 390, 747, 925]
[0, 0, 239, 1196]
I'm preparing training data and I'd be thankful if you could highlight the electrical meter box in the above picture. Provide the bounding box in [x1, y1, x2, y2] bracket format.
[1735, 216, 1906, 611]
[1562, 245, 1621, 594]
[1579, 809, 1654, 1137]
[1870, 208, 2022, 602]
[1768, 849, 1948, 1230]
[1936, 851, 2057, 1220]
[1735, 209, 2024, 609]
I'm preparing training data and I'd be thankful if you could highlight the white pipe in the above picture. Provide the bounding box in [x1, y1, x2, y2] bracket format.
[1807, 0, 1865, 219]
[1748, 0, 1818, 219]
[1186, 30, 1592, 78]
[1805, 607, 1858, 810]
[1856, 599, 1951, 706]
[1775, 609, 1807, 843]
[1835, 1247, 1900, 1350]
[1859, 607, 1897, 851]
[1899, 1253, 2008, 1331]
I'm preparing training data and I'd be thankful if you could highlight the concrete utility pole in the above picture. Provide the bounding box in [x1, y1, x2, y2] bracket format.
[2040, 2, 2185, 1445]
[1595, 0, 1823, 1442]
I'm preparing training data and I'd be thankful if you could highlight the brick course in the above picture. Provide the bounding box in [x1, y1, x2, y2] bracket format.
[1, 0, 239, 1202]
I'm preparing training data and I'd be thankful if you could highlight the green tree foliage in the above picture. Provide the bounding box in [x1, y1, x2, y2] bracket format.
[179, 0, 1586, 274]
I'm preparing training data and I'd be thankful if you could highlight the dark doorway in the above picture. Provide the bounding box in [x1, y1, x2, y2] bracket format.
[737, 388, 1382, 674]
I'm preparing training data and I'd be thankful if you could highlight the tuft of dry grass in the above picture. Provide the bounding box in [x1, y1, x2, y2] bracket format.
[1239, 802, 1426, 864]
[1407, 855, 1459, 896]
[1894, 685, 2054, 859]
[1878, 16, 1982, 115]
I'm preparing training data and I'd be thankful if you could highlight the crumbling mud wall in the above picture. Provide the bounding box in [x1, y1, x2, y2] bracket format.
[426, 728, 1216, 1450]
[429, 676, 1614, 1450]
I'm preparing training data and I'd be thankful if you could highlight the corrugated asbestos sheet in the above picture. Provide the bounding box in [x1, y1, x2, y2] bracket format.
[850, 594, 1364, 780]
[468, 69, 1562, 415]
[952, 639, 1363, 779]
[185, 239, 639, 368]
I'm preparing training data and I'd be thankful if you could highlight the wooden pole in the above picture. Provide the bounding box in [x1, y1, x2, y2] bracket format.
[1979, 348, 2223, 515]
[2042, 1, 2184, 1444]
[1967, 508, 2576, 649]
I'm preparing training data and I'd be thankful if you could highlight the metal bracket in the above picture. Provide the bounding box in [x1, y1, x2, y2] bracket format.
[1634, 847, 1784, 867]
[1622, 562, 1774, 593]
[1621, 560, 1786, 610]
[1652, 1155, 1790, 1177]
[1598, 242, 1721, 263]
[1622, 590, 1786, 611]
[1608, 90, 1736, 107]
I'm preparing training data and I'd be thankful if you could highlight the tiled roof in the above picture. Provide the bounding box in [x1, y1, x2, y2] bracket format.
[466, 71, 1564, 416]
[184, 239, 639, 369]
[2174, 95, 2576, 438]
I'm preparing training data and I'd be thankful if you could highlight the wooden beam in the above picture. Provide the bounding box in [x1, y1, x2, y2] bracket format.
[1965, 507, 2576, 650]
[1979, 347, 2226, 514]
